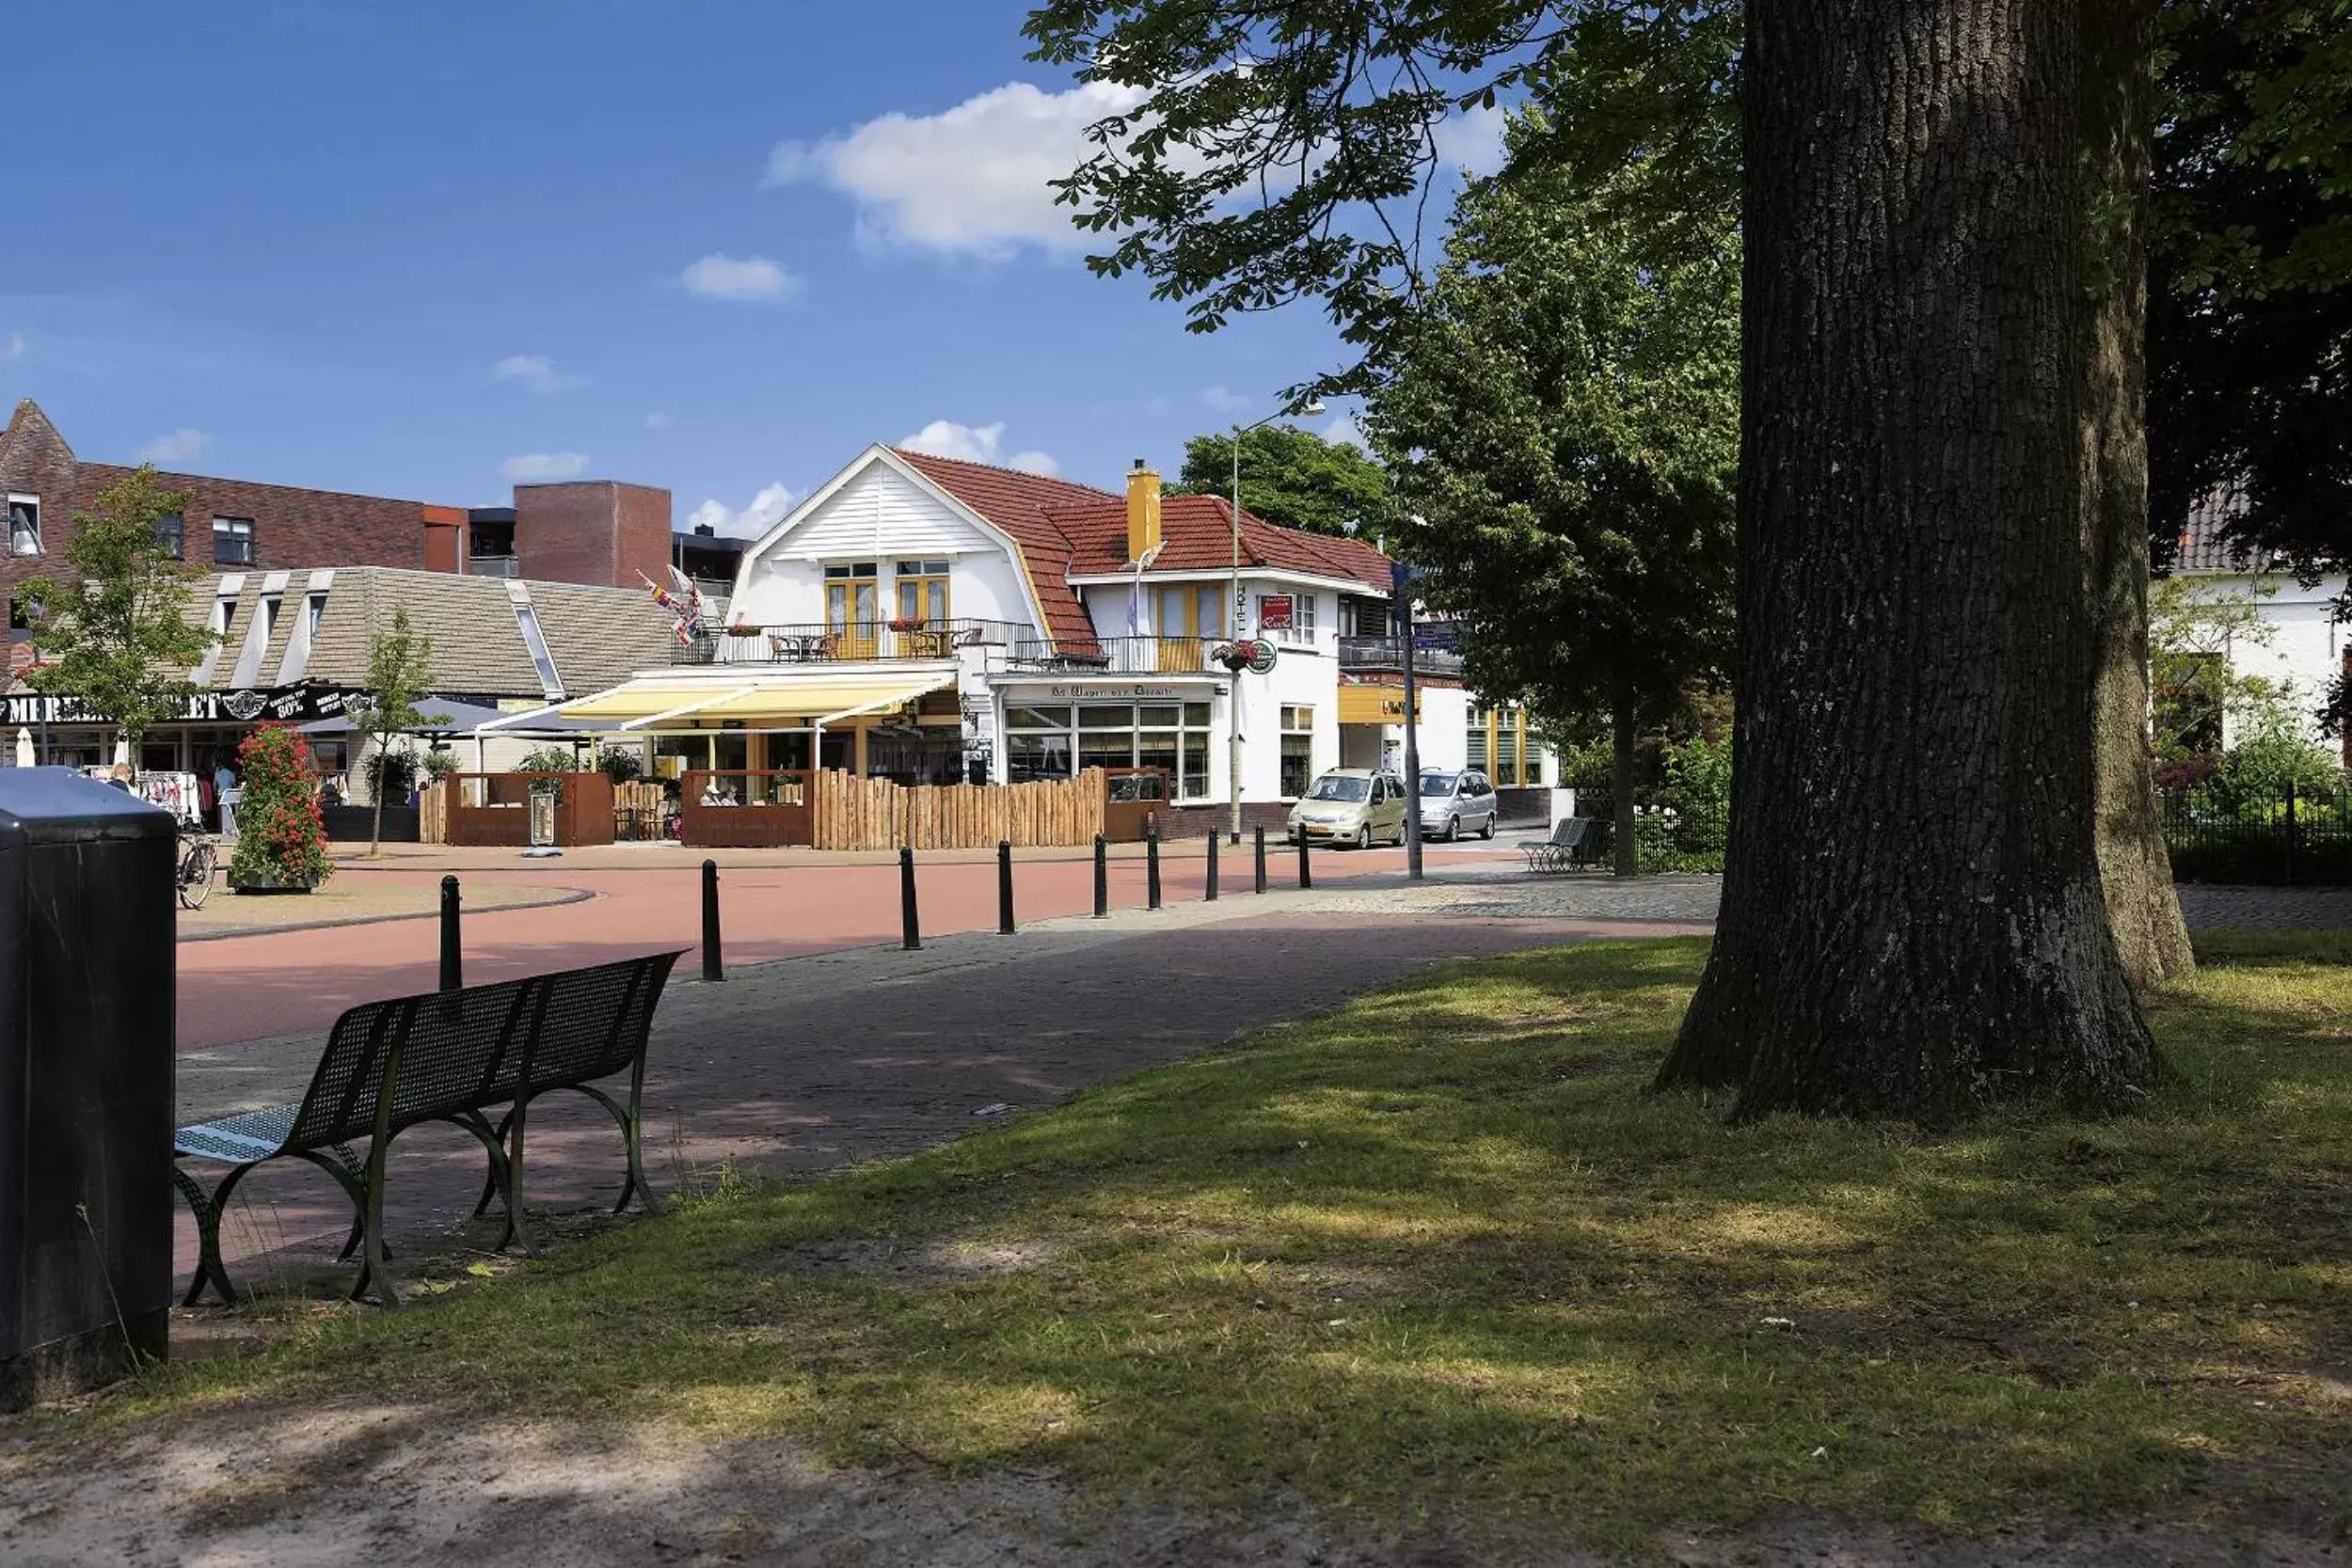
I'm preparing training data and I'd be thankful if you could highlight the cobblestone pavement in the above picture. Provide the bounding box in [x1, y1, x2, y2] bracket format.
[2174, 881, 2352, 930]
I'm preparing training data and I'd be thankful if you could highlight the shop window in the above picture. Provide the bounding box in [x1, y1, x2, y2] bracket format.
[1011, 700, 1216, 798]
[153, 513, 184, 560]
[895, 559, 951, 625]
[7, 496, 40, 558]
[1280, 705, 1315, 798]
[213, 516, 255, 565]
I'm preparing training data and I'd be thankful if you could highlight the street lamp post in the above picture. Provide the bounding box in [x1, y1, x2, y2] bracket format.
[1228, 401, 1323, 840]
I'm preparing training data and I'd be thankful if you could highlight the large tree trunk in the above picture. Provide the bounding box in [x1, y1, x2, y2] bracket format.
[1611, 680, 1638, 878]
[2083, 0, 2196, 991]
[1655, 0, 2164, 1121]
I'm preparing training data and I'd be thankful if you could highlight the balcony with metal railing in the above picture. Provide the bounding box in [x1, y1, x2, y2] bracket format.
[1005, 635, 1220, 675]
[1338, 634, 1466, 678]
[669, 616, 1032, 667]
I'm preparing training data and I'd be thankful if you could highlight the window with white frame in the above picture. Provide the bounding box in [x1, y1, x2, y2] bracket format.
[1005, 701, 1216, 798]
[1280, 704, 1315, 797]
[1259, 591, 1317, 643]
[7, 496, 40, 558]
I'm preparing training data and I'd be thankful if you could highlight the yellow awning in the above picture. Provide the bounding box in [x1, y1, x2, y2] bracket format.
[557, 670, 954, 729]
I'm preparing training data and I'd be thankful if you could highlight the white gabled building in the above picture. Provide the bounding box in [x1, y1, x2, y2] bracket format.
[532, 444, 1525, 830]
[2171, 499, 2349, 756]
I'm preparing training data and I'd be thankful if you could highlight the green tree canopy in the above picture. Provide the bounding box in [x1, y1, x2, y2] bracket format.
[1169, 424, 1392, 539]
[20, 466, 218, 751]
[1367, 111, 1738, 873]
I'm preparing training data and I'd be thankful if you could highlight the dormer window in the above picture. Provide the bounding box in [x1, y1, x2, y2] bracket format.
[7, 496, 40, 558]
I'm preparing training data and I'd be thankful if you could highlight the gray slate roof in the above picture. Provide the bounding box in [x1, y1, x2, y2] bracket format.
[190, 567, 675, 697]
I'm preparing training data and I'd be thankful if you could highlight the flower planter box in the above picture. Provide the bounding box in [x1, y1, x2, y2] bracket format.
[230, 870, 318, 895]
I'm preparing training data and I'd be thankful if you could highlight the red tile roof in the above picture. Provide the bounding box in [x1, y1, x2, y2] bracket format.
[895, 450, 1392, 651]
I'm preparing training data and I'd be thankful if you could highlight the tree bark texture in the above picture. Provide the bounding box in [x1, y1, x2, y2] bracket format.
[1612, 680, 1639, 878]
[2081, 0, 2196, 991]
[1656, 0, 2165, 1121]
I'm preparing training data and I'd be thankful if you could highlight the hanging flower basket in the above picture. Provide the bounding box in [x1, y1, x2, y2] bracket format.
[887, 615, 925, 633]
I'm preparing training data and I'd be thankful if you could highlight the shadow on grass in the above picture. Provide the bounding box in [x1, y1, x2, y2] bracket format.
[118, 935, 2352, 1553]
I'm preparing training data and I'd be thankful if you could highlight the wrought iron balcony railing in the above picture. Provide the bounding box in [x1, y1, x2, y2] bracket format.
[1337, 634, 1466, 677]
[1005, 635, 1220, 675]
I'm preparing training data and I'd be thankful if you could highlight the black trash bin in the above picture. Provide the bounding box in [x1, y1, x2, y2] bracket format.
[0, 768, 175, 1409]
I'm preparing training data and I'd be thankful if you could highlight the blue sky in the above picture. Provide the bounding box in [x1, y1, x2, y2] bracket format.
[2, 2, 1496, 537]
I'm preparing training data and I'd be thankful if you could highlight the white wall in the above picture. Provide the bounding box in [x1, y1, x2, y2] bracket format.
[2203, 571, 2345, 746]
[733, 458, 1041, 637]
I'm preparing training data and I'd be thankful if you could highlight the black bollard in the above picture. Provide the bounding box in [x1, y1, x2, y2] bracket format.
[701, 859, 723, 982]
[1253, 826, 1267, 895]
[1204, 830, 1219, 902]
[997, 839, 1015, 934]
[1146, 827, 1163, 911]
[438, 875, 462, 991]
[899, 846, 921, 950]
[1297, 832, 1312, 890]
[1092, 833, 1108, 918]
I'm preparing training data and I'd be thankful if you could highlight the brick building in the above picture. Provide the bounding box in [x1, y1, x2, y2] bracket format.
[0, 399, 718, 605]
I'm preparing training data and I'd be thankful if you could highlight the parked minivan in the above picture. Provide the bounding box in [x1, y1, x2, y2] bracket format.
[1418, 769, 1499, 841]
[1286, 768, 1408, 849]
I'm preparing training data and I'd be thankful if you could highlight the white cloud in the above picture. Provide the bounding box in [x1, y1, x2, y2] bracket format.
[680, 253, 802, 302]
[4, 334, 23, 360]
[1323, 410, 1368, 451]
[898, 420, 1057, 474]
[1432, 103, 1510, 177]
[644, 411, 671, 430]
[685, 483, 797, 540]
[1200, 386, 1255, 415]
[767, 80, 1147, 257]
[502, 452, 589, 482]
[138, 429, 207, 464]
[492, 354, 584, 394]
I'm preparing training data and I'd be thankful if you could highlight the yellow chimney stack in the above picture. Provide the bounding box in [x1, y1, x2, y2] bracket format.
[1125, 459, 1162, 563]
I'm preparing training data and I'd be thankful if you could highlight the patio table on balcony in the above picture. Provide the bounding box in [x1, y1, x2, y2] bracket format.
[768, 632, 830, 663]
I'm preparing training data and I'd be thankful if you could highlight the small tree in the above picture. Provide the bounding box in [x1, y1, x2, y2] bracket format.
[596, 744, 644, 784]
[2149, 576, 2300, 761]
[227, 726, 333, 891]
[345, 608, 443, 857]
[19, 466, 217, 758]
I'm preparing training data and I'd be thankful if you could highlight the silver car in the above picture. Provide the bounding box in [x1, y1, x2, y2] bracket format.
[1418, 768, 1499, 841]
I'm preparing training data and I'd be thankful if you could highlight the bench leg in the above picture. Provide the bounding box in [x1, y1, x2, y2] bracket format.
[561, 1084, 666, 1217]
[173, 1164, 248, 1308]
[291, 1147, 397, 1308]
[487, 1104, 536, 1258]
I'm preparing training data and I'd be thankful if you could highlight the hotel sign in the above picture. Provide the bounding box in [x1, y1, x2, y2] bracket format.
[996, 683, 1218, 703]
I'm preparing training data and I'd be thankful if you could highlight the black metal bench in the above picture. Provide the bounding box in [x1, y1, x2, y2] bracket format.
[1520, 816, 1603, 872]
[172, 950, 683, 1308]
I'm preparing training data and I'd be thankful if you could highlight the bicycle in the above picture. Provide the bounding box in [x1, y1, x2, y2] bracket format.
[176, 828, 217, 911]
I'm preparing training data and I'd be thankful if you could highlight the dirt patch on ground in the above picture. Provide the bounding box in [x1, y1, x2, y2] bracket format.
[755, 1237, 1060, 1286]
[0, 1399, 2342, 1567]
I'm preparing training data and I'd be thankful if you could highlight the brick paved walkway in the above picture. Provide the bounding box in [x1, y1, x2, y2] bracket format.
[176, 877, 1705, 1303]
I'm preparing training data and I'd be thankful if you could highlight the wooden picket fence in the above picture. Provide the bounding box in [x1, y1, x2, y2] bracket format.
[813, 768, 1105, 850]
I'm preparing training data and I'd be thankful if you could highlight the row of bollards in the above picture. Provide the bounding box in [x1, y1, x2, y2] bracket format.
[434, 828, 1323, 990]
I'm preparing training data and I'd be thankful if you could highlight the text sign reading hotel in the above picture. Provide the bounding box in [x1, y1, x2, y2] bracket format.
[1257, 594, 1295, 630]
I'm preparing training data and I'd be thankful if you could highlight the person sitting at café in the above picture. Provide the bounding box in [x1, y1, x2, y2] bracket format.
[698, 777, 737, 806]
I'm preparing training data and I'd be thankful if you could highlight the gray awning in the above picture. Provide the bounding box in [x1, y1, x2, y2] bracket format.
[298, 698, 515, 738]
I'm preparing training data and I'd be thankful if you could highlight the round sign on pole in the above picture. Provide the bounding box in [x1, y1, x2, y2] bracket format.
[1244, 639, 1278, 675]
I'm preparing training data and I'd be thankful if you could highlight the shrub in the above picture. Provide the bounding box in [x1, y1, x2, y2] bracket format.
[419, 749, 457, 785]
[230, 726, 333, 889]
[2211, 720, 2343, 811]
[516, 745, 575, 775]
[596, 744, 645, 784]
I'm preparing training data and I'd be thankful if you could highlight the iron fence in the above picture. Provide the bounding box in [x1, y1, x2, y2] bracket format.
[2159, 784, 2352, 884]
[1565, 773, 1728, 874]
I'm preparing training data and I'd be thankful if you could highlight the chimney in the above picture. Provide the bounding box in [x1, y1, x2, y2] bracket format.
[693, 523, 716, 538]
[1125, 458, 1162, 563]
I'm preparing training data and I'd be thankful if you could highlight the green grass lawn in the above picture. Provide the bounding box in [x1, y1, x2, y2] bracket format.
[124, 932, 2352, 1551]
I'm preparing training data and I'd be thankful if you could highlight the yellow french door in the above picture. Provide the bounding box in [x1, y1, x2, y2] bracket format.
[1155, 586, 1223, 671]
[826, 569, 879, 658]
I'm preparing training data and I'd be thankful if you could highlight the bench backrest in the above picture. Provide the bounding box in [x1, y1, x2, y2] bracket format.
[1551, 817, 1587, 847]
[515, 950, 681, 1098]
[279, 951, 685, 1152]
